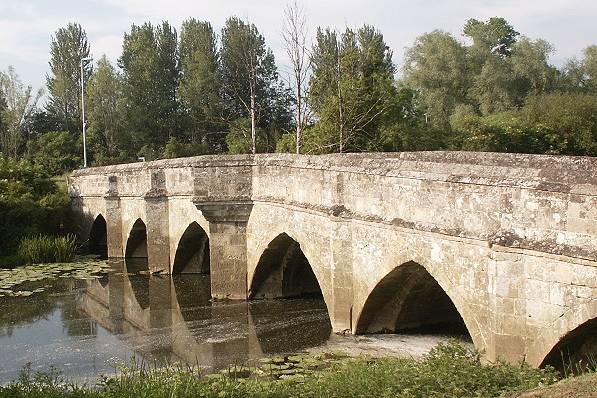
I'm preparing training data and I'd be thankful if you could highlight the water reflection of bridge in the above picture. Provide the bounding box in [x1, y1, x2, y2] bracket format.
[76, 262, 331, 369]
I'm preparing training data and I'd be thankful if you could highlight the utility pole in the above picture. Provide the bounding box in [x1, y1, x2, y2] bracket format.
[80, 56, 92, 167]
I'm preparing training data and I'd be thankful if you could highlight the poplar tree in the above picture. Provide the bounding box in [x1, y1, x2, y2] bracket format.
[178, 19, 224, 151]
[119, 22, 179, 152]
[46, 23, 91, 134]
[220, 17, 279, 154]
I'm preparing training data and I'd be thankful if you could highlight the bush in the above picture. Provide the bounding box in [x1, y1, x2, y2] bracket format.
[0, 156, 71, 258]
[17, 234, 77, 264]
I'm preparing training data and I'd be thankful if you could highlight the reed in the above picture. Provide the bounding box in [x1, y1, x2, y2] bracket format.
[18, 234, 77, 264]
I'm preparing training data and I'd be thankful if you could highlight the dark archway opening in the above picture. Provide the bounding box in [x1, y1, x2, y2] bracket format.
[249, 233, 322, 299]
[89, 214, 108, 259]
[172, 222, 210, 274]
[356, 261, 470, 337]
[125, 219, 148, 272]
[248, 234, 332, 355]
[541, 318, 597, 374]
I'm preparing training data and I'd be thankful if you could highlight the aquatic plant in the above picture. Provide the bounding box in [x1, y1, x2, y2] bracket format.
[17, 234, 78, 264]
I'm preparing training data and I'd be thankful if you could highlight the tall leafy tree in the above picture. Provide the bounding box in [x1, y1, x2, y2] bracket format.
[46, 23, 91, 134]
[178, 19, 224, 151]
[308, 25, 396, 153]
[0, 67, 43, 157]
[87, 56, 125, 163]
[119, 22, 180, 152]
[510, 38, 557, 96]
[403, 30, 469, 127]
[220, 17, 280, 153]
[463, 17, 519, 62]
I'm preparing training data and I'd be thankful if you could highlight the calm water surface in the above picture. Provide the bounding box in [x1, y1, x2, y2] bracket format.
[0, 265, 332, 384]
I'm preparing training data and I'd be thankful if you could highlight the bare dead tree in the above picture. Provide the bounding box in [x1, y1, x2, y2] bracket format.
[282, 0, 310, 154]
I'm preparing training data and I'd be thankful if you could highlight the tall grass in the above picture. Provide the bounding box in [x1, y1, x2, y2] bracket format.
[18, 234, 77, 264]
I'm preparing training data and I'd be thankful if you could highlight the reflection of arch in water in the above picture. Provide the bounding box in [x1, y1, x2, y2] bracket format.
[89, 214, 108, 259]
[125, 219, 148, 271]
[540, 317, 597, 373]
[172, 222, 210, 274]
[355, 261, 470, 337]
[249, 233, 323, 299]
[248, 298, 331, 354]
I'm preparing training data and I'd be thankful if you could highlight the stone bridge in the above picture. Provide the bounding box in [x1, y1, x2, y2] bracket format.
[69, 152, 597, 368]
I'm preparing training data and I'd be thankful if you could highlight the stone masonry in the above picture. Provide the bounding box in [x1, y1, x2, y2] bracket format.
[69, 152, 597, 366]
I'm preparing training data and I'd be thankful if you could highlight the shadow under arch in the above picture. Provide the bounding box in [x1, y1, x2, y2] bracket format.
[89, 214, 108, 259]
[249, 233, 323, 299]
[173, 222, 210, 274]
[355, 261, 470, 337]
[125, 219, 148, 272]
[540, 317, 597, 373]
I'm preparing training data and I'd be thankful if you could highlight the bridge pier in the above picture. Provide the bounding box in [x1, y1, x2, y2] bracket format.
[104, 176, 124, 258]
[145, 170, 171, 273]
[196, 201, 253, 300]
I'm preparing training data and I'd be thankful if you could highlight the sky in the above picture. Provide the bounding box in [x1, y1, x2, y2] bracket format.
[1, 0, 596, 96]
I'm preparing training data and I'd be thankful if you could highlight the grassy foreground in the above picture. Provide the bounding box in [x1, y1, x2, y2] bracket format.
[0, 342, 563, 398]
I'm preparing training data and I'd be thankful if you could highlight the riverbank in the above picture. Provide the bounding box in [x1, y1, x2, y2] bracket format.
[0, 342, 565, 398]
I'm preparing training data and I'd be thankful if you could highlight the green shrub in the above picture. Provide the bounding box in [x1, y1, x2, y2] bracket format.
[18, 234, 77, 264]
[0, 156, 70, 256]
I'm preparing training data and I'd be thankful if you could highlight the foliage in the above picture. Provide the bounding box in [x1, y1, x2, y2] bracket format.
[403, 30, 469, 127]
[0, 67, 43, 157]
[450, 93, 597, 155]
[17, 234, 77, 264]
[225, 118, 269, 154]
[163, 137, 209, 159]
[308, 25, 397, 153]
[27, 131, 81, 175]
[0, 341, 559, 398]
[119, 22, 180, 149]
[1, 16, 597, 167]
[220, 17, 285, 153]
[178, 19, 225, 151]
[87, 56, 127, 162]
[0, 156, 70, 258]
[46, 23, 91, 134]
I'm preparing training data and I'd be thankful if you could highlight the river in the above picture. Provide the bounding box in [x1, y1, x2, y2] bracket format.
[0, 260, 469, 384]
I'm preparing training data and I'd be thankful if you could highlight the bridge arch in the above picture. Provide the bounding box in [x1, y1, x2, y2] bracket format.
[88, 214, 108, 259]
[355, 260, 470, 336]
[125, 218, 148, 271]
[249, 233, 322, 300]
[532, 299, 597, 369]
[172, 222, 210, 274]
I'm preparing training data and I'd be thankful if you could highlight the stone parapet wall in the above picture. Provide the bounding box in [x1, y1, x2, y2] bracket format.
[70, 152, 597, 262]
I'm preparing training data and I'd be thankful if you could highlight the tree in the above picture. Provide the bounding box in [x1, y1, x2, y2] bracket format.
[283, 0, 310, 153]
[119, 22, 180, 151]
[403, 30, 469, 127]
[470, 57, 517, 115]
[463, 17, 519, 61]
[510, 38, 556, 96]
[46, 23, 91, 134]
[0, 67, 42, 157]
[87, 56, 125, 163]
[307, 25, 396, 153]
[220, 17, 280, 154]
[178, 18, 224, 152]
[582, 45, 597, 92]
[28, 131, 81, 175]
